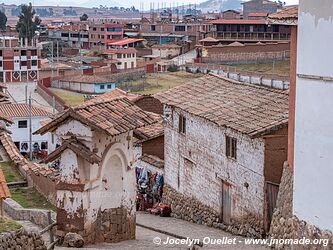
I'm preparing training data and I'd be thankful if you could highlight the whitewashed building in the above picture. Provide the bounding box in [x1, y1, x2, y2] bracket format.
[0, 103, 51, 155]
[155, 74, 289, 234]
[35, 89, 158, 245]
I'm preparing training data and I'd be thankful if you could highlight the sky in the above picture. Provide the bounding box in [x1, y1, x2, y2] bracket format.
[2, 0, 299, 8]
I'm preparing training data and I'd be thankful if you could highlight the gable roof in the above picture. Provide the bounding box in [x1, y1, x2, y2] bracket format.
[35, 89, 158, 136]
[134, 116, 164, 142]
[0, 169, 11, 199]
[41, 136, 102, 164]
[154, 74, 288, 138]
[268, 6, 298, 25]
[0, 103, 50, 118]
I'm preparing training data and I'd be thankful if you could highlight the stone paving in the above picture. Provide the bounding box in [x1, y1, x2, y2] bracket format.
[55, 212, 269, 250]
[5, 81, 54, 113]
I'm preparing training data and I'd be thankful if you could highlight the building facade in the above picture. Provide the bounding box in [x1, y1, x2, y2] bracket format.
[0, 37, 41, 83]
[155, 74, 288, 234]
[242, 0, 281, 19]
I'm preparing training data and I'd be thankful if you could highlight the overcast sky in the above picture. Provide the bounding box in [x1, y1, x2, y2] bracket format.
[2, 0, 299, 8]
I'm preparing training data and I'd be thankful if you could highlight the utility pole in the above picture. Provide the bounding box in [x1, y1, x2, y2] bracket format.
[29, 95, 33, 160]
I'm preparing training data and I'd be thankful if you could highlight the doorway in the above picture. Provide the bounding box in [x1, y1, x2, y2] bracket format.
[221, 180, 231, 224]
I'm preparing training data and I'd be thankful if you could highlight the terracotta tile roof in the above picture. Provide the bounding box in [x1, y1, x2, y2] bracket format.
[0, 91, 10, 104]
[134, 115, 164, 142]
[42, 136, 102, 164]
[35, 89, 159, 136]
[139, 154, 164, 169]
[0, 169, 10, 199]
[59, 74, 116, 84]
[248, 12, 268, 17]
[0, 103, 50, 118]
[0, 131, 60, 181]
[268, 6, 298, 24]
[209, 19, 267, 25]
[154, 74, 289, 138]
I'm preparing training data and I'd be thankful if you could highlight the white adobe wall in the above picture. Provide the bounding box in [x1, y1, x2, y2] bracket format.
[293, 0, 333, 232]
[164, 106, 265, 220]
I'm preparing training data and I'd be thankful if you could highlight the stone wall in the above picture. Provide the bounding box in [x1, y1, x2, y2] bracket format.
[269, 163, 333, 249]
[59, 207, 136, 245]
[164, 185, 264, 238]
[4, 198, 56, 228]
[0, 228, 46, 250]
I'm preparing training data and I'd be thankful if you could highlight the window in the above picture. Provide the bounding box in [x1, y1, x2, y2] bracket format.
[107, 84, 112, 89]
[178, 114, 186, 134]
[151, 25, 156, 31]
[31, 60, 37, 66]
[21, 50, 27, 56]
[226, 136, 237, 159]
[18, 120, 28, 128]
[117, 54, 122, 59]
[0, 61, 2, 67]
[41, 141, 48, 150]
[31, 49, 37, 56]
[175, 25, 186, 32]
[21, 61, 27, 66]
[101, 27, 105, 31]
[93, 27, 97, 31]
[100, 85, 105, 90]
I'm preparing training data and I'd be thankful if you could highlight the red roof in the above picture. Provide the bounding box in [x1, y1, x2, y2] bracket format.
[0, 169, 11, 199]
[108, 38, 144, 46]
[210, 19, 267, 25]
[248, 12, 268, 17]
[0, 104, 50, 118]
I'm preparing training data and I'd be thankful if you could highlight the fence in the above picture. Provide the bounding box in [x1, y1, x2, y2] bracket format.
[185, 63, 290, 90]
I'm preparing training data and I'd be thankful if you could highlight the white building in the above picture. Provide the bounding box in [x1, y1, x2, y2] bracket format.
[102, 48, 137, 70]
[155, 74, 289, 234]
[35, 89, 158, 244]
[152, 44, 182, 59]
[293, 0, 333, 233]
[0, 103, 51, 155]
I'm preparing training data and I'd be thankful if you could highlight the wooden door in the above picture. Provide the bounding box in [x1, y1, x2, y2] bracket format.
[222, 181, 231, 224]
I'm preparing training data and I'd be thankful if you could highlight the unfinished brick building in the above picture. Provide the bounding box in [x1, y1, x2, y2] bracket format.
[35, 90, 158, 244]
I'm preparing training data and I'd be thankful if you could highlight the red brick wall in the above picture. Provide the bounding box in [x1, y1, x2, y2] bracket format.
[142, 136, 164, 160]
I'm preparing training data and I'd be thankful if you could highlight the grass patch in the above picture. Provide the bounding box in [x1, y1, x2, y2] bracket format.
[50, 88, 85, 107]
[125, 71, 203, 95]
[11, 188, 56, 211]
[0, 161, 24, 183]
[0, 216, 22, 233]
[229, 60, 290, 76]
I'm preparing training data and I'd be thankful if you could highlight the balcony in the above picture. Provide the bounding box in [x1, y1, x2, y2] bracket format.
[215, 32, 291, 41]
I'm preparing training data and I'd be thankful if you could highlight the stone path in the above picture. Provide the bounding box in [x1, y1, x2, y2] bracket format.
[56, 212, 269, 249]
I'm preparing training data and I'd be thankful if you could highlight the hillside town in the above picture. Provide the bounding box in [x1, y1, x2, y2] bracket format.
[0, 0, 332, 249]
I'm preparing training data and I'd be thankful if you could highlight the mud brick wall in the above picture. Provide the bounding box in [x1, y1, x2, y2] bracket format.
[0, 228, 46, 250]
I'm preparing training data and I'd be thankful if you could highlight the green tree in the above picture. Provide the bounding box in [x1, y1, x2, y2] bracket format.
[0, 11, 7, 31]
[16, 3, 41, 44]
[80, 13, 88, 21]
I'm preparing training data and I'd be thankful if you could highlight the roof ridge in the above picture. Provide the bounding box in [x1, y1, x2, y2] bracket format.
[207, 73, 289, 95]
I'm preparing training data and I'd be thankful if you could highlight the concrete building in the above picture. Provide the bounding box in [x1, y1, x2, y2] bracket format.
[102, 48, 137, 70]
[0, 103, 51, 155]
[242, 0, 281, 19]
[210, 19, 291, 43]
[0, 37, 41, 83]
[89, 23, 124, 49]
[35, 89, 158, 244]
[155, 74, 289, 234]
[48, 22, 89, 49]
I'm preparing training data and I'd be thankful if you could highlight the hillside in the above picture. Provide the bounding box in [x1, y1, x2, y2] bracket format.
[198, 0, 243, 12]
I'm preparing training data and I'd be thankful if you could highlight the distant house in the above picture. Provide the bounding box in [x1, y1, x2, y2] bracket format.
[0, 103, 51, 155]
[101, 48, 137, 70]
[52, 74, 117, 94]
[151, 44, 182, 59]
[242, 0, 281, 19]
[155, 74, 289, 234]
[222, 10, 242, 19]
